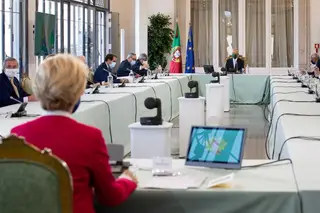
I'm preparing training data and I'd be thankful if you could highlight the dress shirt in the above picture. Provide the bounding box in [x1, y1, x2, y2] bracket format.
[233, 58, 239, 69]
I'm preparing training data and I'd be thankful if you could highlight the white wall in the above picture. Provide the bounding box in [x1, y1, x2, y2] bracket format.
[310, 0, 319, 56]
[110, 0, 135, 56]
[135, 0, 175, 54]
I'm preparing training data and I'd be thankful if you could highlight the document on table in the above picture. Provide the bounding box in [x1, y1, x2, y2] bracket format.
[142, 175, 206, 189]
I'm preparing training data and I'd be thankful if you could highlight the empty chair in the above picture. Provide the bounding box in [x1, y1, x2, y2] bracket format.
[0, 135, 73, 213]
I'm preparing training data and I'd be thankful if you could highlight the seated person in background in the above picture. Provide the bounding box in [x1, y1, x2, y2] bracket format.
[310, 53, 320, 77]
[11, 54, 138, 213]
[117, 53, 137, 77]
[225, 48, 245, 73]
[132, 53, 149, 76]
[0, 57, 37, 108]
[94, 54, 128, 85]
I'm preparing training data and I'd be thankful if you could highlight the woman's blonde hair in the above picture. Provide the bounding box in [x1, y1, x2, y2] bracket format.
[33, 54, 88, 111]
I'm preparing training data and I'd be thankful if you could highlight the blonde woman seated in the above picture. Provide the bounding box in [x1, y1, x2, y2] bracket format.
[11, 54, 137, 213]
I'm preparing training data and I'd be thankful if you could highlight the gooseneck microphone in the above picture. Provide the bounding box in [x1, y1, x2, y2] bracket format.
[9, 97, 28, 117]
[140, 97, 163, 125]
[185, 80, 199, 98]
[90, 84, 100, 94]
[103, 68, 118, 78]
[152, 73, 158, 80]
[315, 84, 320, 103]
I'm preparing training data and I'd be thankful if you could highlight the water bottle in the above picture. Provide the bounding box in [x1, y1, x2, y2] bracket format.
[129, 70, 135, 83]
[246, 64, 249, 74]
[147, 70, 152, 79]
[107, 74, 113, 88]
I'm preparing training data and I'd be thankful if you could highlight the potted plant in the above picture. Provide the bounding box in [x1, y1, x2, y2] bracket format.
[148, 13, 173, 70]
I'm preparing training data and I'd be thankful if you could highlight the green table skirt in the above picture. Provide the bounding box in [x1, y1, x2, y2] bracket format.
[190, 74, 270, 104]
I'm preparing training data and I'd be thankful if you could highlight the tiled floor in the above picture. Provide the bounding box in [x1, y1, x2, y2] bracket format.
[171, 105, 268, 159]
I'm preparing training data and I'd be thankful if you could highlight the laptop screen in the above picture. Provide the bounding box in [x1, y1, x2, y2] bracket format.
[186, 126, 246, 166]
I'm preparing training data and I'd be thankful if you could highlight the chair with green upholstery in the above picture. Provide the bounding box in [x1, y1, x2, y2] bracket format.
[0, 135, 73, 213]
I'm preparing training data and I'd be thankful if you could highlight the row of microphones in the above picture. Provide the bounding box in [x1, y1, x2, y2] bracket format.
[9, 97, 28, 117]
[140, 97, 162, 125]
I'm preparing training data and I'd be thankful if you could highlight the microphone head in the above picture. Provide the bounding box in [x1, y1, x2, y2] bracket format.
[221, 67, 227, 72]
[144, 97, 160, 109]
[188, 80, 198, 89]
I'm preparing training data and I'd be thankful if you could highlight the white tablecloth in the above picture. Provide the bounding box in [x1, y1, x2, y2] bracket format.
[269, 75, 320, 213]
[0, 76, 190, 154]
[96, 159, 300, 213]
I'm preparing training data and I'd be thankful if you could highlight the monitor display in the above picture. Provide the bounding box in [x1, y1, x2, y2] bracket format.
[186, 126, 246, 169]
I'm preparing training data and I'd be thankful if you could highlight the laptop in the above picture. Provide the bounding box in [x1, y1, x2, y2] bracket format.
[185, 126, 246, 169]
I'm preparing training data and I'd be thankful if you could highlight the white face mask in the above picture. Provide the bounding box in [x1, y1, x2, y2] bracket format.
[110, 62, 116, 68]
[130, 60, 136, 65]
[5, 68, 18, 78]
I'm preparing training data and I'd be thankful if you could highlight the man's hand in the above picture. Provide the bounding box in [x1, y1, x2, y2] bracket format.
[101, 81, 109, 86]
[28, 95, 37, 102]
[120, 78, 129, 83]
[142, 63, 149, 69]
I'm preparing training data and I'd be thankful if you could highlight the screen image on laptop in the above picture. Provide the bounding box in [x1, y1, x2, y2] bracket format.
[185, 126, 246, 169]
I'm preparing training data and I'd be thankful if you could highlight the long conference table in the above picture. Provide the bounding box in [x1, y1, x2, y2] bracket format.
[267, 75, 320, 213]
[4, 73, 319, 213]
[0, 74, 270, 154]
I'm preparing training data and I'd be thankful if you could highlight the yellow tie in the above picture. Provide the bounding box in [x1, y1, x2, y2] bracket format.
[10, 78, 20, 98]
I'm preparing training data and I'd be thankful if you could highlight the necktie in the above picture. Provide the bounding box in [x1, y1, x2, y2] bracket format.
[10, 78, 20, 98]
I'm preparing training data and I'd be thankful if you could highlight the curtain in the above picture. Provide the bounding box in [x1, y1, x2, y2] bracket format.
[272, 0, 294, 67]
[191, 0, 213, 66]
[219, 0, 238, 67]
[246, 0, 266, 67]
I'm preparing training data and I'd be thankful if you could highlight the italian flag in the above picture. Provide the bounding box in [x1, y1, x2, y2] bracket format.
[169, 22, 182, 73]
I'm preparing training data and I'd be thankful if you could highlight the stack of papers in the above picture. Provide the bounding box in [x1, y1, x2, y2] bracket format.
[142, 175, 206, 189]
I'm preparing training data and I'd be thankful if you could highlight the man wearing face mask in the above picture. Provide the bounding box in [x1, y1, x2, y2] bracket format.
[117, 53, 137, 77]
[93, 54, 128, 85]
[0, 57, 37, 108]
[225, 48, 245, 73]
[132, 53, 149, 76]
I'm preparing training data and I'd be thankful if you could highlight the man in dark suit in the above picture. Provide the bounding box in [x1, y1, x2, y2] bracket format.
[225, 49, 245, 73]
[117, 53, 137, 77]
[94, 54, 128, 85]
[132, 53, 149, 76]
[0, 57, 36, 108]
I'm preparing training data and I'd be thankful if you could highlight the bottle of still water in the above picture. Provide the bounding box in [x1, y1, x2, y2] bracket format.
[129, 70, 135, 83]
[107, 74, 113, 88]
